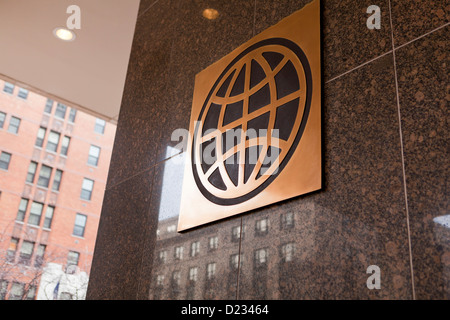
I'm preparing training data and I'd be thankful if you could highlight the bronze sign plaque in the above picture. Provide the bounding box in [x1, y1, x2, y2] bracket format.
[178, 0, 321, 231]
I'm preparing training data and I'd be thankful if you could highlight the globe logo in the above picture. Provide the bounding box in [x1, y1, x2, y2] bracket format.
[191, 38, 312, 206]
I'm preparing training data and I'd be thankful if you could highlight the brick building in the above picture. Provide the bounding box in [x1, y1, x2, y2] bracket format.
[0, 79, 115, 299]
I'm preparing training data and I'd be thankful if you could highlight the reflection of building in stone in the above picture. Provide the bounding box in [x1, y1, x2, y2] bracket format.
[149, 205, 308, 300]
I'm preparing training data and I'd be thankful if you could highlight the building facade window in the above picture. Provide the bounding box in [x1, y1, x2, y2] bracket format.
[37, 165, 52, 188]
[17, 88, 29, 100]
[188, 267, 198, 282]
[35, 127, 46, 147]
[3, 82, 14, 94]
[230, 254, 243, 270]
[46, 131, 60, 152]
[0, 280, 8, 300]
[9, 283, 24, 300]
[26, 161, 37, 183]
[19, 241, 34, 265]
[80, 178, 94, 200]
[44, 99, 53, 114]
[254, 248, 268, 266]
[0, 111, 5, 128]
[208, 236, 218, 251]
[281, 243, 295, 263]
[55, 103, 67, 119]
[16, 198, 29, 222]
[190, 241, 200, 257]
[34, 244, 46, 268]
[206, 263, 216, 280]
[60, 136, 70, 156]
[255, 218, 269, 235]
[167, 224, 176, 232]
[68, 108, 77, 123]
[7, 238, 19, 262]
[156, 275, 165, 287]
[94, 118, 106, 134]
[26, 286, 36, 300]
[28, 202, 43, 226]
[158, 250, 167, 264]
[0, 151, 11, 170]
[67, 251, 80, 267]
[281, 212, 294, 229]
[52, 169, 62, 191]
[73, 213, 87, 237]
[7, 116, 20, 134]
[171, 271, 181, 287]
[43, 206, 54, 229]
[231, 225, 245, 242]
[174, 246, 184, 260]
[87, 145, 100, 166]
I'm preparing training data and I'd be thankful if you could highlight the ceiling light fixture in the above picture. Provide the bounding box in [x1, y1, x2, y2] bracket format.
[202, 8, 219, 20]
[53, 27, 76, 41]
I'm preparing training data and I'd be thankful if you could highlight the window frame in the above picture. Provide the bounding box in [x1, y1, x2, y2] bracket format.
[60, 136, 70, 156]
[7, 116, 20, 134]
[94, 118, 106, 134]
[80, 178, 94, 201]
[26, 161, 38, 184]
[17, 88, 29, 100]
[68, 108, 77, 123]
[52, 169, 63, 191]
[16, 198, 29, 222]
[46, 130, 61, 153]
[73, 213, 87, 237]
[0, 111, 5, 128]
[0, 152, 12, 170]
[44, 99, 53, 114]
[3, 82, 14, 94]
[43, 206, 54, 229]
[28, 202, 44, 226]
[35, 127, 46, 148]
[55, 103, 67, 119]
[87, 145, 101, 166]
[37, 165, 52, 188]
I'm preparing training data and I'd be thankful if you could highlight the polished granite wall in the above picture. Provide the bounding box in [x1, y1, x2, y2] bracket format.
[86, 0, 449, 299]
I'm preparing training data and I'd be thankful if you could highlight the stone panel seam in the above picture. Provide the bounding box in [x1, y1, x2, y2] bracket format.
[326, 22, 449, 85]
[388, 0, 416, 300]
[137, 0, 160, 19]
[235, 0, 258, 300]
[136, 167, 156, 299]
[105, 151, 175, 191]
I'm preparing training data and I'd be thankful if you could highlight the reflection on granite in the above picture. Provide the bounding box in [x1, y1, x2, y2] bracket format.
[239, 54, 413, 299]
[146, 150, 241, 299]
[395, 26, 449, 299]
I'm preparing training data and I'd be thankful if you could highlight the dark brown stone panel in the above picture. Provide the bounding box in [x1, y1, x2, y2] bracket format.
[390, 0, 449, 47]
[106, 0, 182, 187]
[254, 0, 393, 80]
[395, 26, 449, 299]
[238, 54, 414, 299]
[87, 169, 156, 300]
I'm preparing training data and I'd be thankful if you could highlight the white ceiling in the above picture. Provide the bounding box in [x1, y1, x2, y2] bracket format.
[0, 0, 140, 122]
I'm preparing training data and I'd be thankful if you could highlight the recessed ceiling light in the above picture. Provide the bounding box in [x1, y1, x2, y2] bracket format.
[53, 27, 76, 41]
[202, 8, 219, 20]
